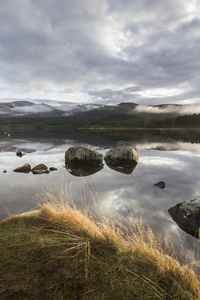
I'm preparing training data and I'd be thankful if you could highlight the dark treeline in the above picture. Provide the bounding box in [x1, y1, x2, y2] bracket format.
[0, 113, 199, 136]
[87, 113, 200, 129]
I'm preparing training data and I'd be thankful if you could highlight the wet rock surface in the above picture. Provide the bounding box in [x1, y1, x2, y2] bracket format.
[31, 164, 50, 175]
[13, 163, 31, 173]
[168, 198, 200, 238]
[16, 151, 26, 157]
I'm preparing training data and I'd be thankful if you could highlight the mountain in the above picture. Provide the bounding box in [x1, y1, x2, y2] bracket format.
[59, 104, 104, 115]
[0, 101, 59, 116]
[0, 101, 105, 116]
[0, 100, 200, 119]
[116, 102, 138, 109]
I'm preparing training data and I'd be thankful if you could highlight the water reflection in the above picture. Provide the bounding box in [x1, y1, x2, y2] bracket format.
[1, 137, 200, 259]
[105, 160, 137, 174]
[66, 163, 104, 177]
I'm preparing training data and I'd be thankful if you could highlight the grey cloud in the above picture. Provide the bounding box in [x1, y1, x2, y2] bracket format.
[0, 0, 200, 105]
[89, 86, 142, 103]
[106, 0, 188, 23]
[132, 104, 200, 115]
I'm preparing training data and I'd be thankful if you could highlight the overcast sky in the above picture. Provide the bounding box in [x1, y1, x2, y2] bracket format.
[0, 0, 200, 106]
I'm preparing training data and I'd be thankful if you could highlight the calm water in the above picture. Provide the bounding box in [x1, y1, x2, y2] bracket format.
[1, 134, 200, 260]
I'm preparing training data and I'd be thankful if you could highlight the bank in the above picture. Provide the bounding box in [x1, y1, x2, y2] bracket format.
[0, 200, 199, 299]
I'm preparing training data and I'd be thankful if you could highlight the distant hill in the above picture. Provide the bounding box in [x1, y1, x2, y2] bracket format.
[0, 100, 200, 120]
[0, 101, 104, 117]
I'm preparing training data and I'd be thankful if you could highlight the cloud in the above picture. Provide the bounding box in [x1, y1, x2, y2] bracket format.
[0, 0, 200, 105]
[11, 104, 56, 114]
[132, 104, 200, 115]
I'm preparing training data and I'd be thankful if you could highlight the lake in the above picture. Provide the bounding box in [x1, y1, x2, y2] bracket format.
[1, 130, 200, 261]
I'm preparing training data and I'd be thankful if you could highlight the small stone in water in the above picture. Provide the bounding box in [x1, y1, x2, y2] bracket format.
[154, 181, 165, 189]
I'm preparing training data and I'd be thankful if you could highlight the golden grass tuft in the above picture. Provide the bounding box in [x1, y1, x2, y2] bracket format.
[0, 189, 200, 299]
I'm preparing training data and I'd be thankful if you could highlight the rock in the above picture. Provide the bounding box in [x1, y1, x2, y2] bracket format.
[13, 163, 31, 173]
[154, 181, 165, 189]
[3, 170, 7, 173]
[168, 198, 200, 238]
[31, 164, 50, 175]
[16, 151, 26, 157]
[105, 161, 137, 174]
[31, 164, 48, 171]
[49, 167, 57, 171]
[104, 146, 139, 167]
[65, 146, 103, 166]
[66, 163, 103, 177]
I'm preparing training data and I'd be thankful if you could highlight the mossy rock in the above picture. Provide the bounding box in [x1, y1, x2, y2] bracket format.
[104, 146, 139, 166]
[65, 146, 103, 166]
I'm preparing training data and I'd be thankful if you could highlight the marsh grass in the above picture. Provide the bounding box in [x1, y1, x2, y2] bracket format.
[0, 182, 200, 299]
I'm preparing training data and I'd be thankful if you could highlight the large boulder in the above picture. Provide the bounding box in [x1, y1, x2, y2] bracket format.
[13, 163, 31, 173]
[65, 146, 103, 166]
[104, 146, 139, 167]
[168, 198, 200, 238]
[31, 164, 50, 174]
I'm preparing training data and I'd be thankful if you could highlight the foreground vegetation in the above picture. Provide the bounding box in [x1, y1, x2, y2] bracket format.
[0, 196, 200, 299]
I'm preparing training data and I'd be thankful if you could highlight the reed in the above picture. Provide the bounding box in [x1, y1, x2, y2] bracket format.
[0, 187, 199, 299]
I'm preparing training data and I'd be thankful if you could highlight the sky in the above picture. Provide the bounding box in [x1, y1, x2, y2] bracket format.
[0, 0, 200, 106]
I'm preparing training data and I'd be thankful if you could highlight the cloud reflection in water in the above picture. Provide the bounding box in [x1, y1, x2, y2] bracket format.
[1, 139, 200, 258]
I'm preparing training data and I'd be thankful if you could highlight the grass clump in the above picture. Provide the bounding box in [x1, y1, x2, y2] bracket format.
[0, 195, 200, 299]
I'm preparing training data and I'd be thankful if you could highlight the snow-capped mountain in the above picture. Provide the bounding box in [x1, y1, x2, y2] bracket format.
[0, 101, 104, 116]
[0, 100, 200, 118]
[0, 101, 59, 116]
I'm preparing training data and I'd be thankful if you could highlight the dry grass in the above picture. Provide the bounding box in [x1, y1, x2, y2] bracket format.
[0, 188, 200, 299]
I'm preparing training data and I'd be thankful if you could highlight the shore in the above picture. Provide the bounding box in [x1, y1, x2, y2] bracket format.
[0, 201, 200, 299]
[79, 127, 200, 131]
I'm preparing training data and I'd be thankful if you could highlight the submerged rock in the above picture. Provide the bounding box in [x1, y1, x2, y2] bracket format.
[154, 181, 165, 189]
[168, 198, 200, 238]
[31, 164, 50, 175]
[105, 161, 137, 175]
[13, 163, 31, 173]
[65, 146, 103, 166]
[66, 163, 103, 177]
[16, 151, 25, 157]
[104, 146, 139, 166]
[49, 167, 57, 171]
